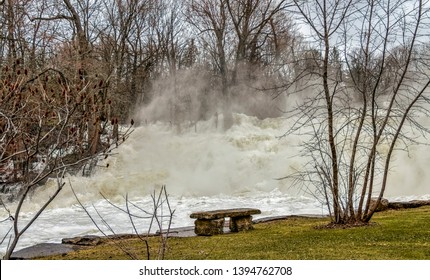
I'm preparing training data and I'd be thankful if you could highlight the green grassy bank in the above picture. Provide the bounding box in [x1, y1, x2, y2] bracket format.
[39, 206, 430, 260]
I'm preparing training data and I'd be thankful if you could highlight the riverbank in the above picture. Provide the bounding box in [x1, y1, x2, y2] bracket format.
[11, 204, 430, 260]
[10, 215, 324, 259]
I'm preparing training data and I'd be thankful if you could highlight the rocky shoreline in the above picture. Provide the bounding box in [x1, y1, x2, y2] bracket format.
[8, 199, 430, 260]
[369, 198, 430, 212]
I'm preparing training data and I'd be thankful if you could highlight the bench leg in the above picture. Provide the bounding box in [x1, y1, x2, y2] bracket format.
[194, 218, 225, 236]
[229, 215, 254, 232]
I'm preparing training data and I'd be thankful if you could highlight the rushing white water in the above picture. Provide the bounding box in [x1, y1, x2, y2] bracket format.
[1, 113, 429, 256]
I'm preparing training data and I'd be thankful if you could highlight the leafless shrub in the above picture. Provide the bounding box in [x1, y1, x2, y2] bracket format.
[282, 0, 430, 224]
[71, 184, 174, 260]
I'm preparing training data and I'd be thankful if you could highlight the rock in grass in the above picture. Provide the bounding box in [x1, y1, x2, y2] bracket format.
[369, 198, 389, 212]
[62, 235, 102, 246]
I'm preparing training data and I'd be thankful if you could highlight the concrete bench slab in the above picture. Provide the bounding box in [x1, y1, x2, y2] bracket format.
[190, 208, 261, 236]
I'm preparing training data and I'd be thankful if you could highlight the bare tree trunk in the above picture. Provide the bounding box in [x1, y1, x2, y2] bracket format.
[291, 0, 430, 224]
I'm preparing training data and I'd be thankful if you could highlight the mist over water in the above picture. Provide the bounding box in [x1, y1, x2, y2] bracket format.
[1, 101, 430, 255]
[26, 113, 307, 206]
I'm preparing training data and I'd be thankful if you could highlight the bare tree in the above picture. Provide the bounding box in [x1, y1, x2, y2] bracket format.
[71, 184, 174, 260]
[30, 0, 108, 156]
[186, 0, 233, 127]
[186, 0, 298, 124]
[0, 65, 133, 259]
[97, 0, 157, 114]
[225, 0, 291, 81]
[286, 0, 430, 224]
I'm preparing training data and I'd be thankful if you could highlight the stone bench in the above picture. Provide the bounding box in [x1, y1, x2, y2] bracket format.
[190, 208, 261, 236]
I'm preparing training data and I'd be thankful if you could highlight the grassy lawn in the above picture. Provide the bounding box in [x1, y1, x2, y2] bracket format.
[39, 206, 430, 260]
